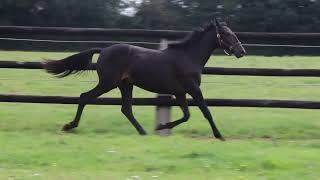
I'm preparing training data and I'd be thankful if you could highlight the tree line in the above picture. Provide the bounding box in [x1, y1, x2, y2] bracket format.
[0, 0, 319, 54]
[1, 0, 319, 32]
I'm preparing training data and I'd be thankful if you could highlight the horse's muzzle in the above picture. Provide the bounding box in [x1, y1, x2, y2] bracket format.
[234, 46, 246, 58]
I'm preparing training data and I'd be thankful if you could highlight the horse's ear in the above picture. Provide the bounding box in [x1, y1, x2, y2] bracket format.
[214, 17, 221, 27]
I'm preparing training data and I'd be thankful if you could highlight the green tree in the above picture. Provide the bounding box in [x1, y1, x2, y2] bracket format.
[225, 0, 320, 32]
[0, 0, 123, 27]
[132, 0, 188, 29]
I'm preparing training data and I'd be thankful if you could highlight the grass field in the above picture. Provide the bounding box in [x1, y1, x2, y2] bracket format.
[0, 51, 320, 179]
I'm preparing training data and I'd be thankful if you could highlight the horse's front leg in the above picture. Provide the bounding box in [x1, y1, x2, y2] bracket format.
[155, 94, 190, 130]
[185, 81, 225, 141]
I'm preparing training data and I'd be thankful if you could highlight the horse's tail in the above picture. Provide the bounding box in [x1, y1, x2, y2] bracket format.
[42, 48, 102, 78]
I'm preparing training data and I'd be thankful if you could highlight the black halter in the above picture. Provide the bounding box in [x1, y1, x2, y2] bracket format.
[216, 29, 242, 55]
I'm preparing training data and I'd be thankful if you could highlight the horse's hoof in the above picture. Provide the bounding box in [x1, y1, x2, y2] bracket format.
[214, 134, 226, 141]
[155, 124, 167, 131]
[62, 123, 74, 132]
[139, 131, 147, 136]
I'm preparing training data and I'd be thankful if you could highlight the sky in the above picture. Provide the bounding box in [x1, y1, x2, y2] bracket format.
[120, 0, 143, 17]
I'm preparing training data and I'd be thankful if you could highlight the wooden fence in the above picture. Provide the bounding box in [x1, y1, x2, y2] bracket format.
[0, 25, 319, 108]
[1, 60, 320, 109]
[1, 94, 320, 109]
[2, 61, 320, 77]
[1, 26, 320, 134]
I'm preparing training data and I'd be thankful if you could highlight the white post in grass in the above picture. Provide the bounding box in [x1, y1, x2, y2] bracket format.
[155, 39, 172, 136]
[156, 94, 172, 136]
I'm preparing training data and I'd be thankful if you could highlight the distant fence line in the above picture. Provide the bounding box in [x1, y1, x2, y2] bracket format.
[1, 61, 320, 77]
[1, 26, 320, 41]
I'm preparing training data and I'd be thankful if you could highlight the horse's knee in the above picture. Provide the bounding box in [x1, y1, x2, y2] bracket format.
[182, 109, 190, 121]
[179, 114, 190, 124]
[182, 113, 190, 122]
[80, 92, 87, 99]
[121, 106, 126, 114]
[121, 105, 130, 116]
[181, 119, 188, 123]
[79, 92, 91, 103]
[203, 110, 213, 120]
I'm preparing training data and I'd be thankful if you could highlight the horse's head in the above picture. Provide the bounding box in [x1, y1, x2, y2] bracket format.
[215, 18, 246, 58]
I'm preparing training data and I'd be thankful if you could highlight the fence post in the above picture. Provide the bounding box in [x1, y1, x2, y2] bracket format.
[155, 94, 172, 136]
[155, 39, 172, 136]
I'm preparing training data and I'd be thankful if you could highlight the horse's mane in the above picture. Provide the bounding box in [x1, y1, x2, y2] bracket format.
[167, 21, 216, 49]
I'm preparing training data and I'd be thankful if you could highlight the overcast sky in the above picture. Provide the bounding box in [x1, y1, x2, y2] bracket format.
[120, 0, 143, 17]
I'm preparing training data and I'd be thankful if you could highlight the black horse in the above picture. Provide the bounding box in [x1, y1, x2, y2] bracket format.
[43, 18, 246, 141]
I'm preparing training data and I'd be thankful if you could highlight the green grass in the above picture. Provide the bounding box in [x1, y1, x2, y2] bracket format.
[0, 51, 320, 179]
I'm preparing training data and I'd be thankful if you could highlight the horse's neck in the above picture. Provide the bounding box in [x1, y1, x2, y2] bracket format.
[186, 30, 218, 67]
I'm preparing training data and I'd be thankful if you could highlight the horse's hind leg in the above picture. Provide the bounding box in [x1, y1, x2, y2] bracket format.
[155, 94, 190, 130]
[119, 81, 147, 135]
[62, 82, 116, 131]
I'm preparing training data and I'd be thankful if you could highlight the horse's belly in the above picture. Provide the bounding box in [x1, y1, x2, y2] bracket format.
[134, 83, 175, 94]
[132, 73, 182, 94]
[127, 59, 184, 94]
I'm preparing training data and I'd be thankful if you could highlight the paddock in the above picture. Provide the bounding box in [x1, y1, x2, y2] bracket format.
[0, 27, 319, 179]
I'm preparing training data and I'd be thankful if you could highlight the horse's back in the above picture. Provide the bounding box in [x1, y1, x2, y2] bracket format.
[98, 44, 164, 63]
[95, 43, 186, 94]
[99, 44, 131, 62]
